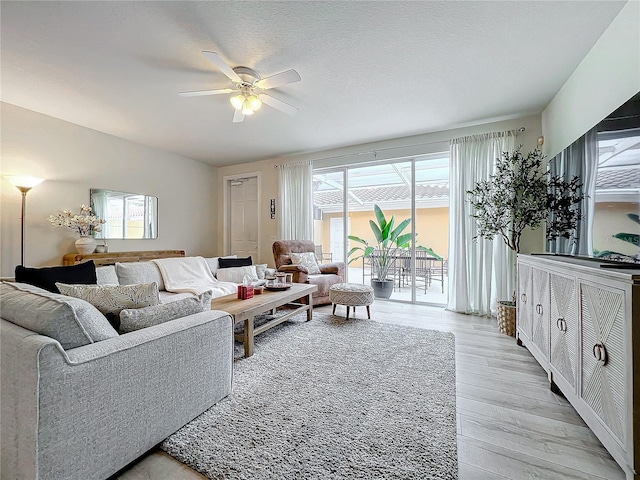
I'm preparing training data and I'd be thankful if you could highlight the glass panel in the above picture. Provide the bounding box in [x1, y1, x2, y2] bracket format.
[593, 130, 640, 262]
[412, 155, 449, 304]
[346, 161, 413, 301]
[90, 188, 158, 239]
[313, 170, 345, 267]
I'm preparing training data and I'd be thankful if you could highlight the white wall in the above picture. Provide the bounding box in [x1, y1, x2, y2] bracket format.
[217, 114, 544, 265]
[542, 0, 640, 158]
[0, 102, 218, 277]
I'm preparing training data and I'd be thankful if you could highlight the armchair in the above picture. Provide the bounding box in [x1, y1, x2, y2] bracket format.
[272, 240, 345, 306]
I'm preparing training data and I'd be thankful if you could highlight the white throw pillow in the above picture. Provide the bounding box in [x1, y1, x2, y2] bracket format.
[290, 252, 321, 274]
[215, 265, 258, 284]
[254, 264, 269, 279]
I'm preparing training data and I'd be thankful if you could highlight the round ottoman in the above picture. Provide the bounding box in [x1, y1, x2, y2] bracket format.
[329, 283, 374, 320]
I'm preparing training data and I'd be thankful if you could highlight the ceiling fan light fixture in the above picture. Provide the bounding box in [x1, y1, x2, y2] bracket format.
[247, 94, 262, 111]
[242, 100, 255, 115]
[230, 94, 245, 110]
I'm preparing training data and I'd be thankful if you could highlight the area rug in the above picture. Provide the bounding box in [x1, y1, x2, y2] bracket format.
[161, 312, 458, 480]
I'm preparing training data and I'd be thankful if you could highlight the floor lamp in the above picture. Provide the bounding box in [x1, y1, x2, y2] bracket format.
[4, 175, 45, 266]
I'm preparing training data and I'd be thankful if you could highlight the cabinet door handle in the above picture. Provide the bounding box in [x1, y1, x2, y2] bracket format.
[536, 304, 543, 315]
[556, 318, 567, 332]
[521, 293, 527, 304]
[592, 343, 609, 366]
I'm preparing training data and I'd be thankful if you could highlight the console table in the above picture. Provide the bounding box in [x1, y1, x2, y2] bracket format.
[517, 254, 640, 480]
[62, 250, 185, 267]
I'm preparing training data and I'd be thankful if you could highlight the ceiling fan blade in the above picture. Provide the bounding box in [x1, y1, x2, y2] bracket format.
[259, 94, 298, 115]
[202, 51, 242, 83]
[179, 88, 236, 97]
[255, 69, 301, 90]
[233, 109, 245, 123]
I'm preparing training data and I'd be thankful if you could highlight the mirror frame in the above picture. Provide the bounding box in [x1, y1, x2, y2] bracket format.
[90, 188, 159, 240]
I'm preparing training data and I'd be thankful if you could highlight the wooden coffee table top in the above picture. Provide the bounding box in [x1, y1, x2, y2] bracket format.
[210, 283, 317, 322]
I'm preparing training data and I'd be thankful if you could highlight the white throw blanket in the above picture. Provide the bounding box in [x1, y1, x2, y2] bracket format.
[152, 256, 237, 297]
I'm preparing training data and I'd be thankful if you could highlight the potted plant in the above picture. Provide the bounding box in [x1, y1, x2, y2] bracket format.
[348, 204, 412, 299]
[467, 146, 584, 334]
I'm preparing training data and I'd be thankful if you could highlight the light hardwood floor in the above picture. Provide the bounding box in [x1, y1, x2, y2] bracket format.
[116, 301, 624, 480]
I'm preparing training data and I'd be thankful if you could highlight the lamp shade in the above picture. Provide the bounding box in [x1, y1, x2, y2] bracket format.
[4, 175, 45, 193]
[247, 95, 262, 111]
[230, 94, 245, 110]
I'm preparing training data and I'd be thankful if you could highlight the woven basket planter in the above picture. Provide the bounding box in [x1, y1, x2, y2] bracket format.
[497, 300, 516, 337]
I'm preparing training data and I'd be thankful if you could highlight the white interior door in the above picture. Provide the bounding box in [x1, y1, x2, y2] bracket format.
[228, 176, 259, 259]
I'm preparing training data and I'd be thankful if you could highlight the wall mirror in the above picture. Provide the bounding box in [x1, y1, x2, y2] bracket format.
[546, 91, 640, 263]
[90, 188, 158, 239]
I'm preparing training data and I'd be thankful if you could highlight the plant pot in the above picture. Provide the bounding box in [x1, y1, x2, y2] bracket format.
[497, 300, 516, 337]
[75, 236, 97, 255]
[371, 279, 394, 299]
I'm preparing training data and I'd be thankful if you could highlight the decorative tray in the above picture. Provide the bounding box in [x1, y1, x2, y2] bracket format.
[264, 284, 293, 291]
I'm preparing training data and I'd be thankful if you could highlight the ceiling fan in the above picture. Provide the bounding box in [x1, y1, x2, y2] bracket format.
[179, 51, 301, 123]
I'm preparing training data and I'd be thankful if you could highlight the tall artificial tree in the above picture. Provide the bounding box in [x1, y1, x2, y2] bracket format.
[467, 147, 584, 298]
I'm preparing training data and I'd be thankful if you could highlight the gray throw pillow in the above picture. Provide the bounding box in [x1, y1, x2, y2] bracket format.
[56, 282, 160, 316]
[0, 282, 118, 350]
[118, 291, 212, 333]
[115, 262, 165, 290]
[96, 265, 119, 285]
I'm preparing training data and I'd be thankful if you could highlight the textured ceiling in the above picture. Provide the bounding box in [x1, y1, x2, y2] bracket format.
[0, 1, 626, 166]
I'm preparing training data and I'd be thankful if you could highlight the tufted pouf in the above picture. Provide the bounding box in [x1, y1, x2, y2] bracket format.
[329, 283, 374, 320]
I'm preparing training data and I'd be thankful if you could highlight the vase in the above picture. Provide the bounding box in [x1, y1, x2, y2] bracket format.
[75, 236, 97, 255]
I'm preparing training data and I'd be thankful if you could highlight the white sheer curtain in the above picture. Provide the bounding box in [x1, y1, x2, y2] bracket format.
[91, 190, 109, 239]
[278, 160, 314, 240]
[447, 131, 516, 317]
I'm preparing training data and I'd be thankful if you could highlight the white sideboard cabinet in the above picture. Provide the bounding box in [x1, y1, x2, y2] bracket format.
[517, 254, 640, 480]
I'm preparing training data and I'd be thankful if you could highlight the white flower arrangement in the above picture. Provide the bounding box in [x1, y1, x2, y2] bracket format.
[48, 204, 106, 236]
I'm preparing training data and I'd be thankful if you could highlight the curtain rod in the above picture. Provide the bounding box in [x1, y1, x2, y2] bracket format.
[273, 127, 525, 167]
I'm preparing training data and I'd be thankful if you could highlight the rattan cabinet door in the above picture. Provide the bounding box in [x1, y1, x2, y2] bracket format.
[549, 272, 578, 394]
[580, 281, 626, 447]
[517, 262, 532, 342]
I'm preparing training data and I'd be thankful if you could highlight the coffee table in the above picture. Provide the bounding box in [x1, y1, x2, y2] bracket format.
[210, 283, 317, 358]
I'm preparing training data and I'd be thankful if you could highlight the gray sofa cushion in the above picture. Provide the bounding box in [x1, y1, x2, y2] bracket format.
[96, 265, 119, 285]
[115, 262, 165, 290]
[0, 282, 118, 349]
[119, 291, 212, 333]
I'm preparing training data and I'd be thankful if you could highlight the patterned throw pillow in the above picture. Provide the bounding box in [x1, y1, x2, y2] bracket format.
[118, 291, 211, 334]
[289, 252, 321, 274]
[56, 282, 160, 316]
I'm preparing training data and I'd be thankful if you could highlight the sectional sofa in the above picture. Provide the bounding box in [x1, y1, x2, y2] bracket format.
[0, 257, 246, 480]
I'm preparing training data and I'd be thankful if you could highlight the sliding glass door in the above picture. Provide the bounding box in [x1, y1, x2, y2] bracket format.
[313, 153, 449, 305]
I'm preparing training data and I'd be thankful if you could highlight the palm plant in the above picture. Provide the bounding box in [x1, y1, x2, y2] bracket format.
[348, 204, 412, 281]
